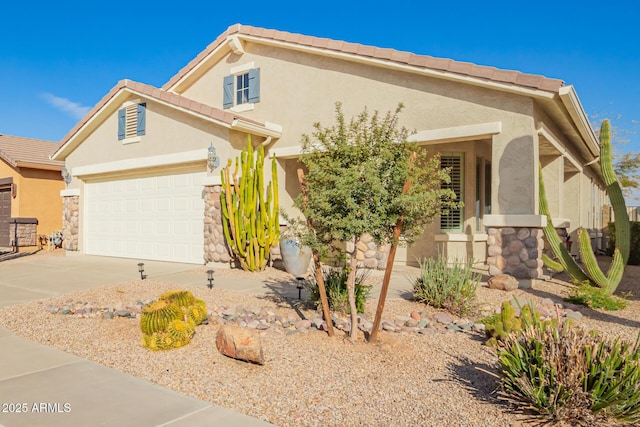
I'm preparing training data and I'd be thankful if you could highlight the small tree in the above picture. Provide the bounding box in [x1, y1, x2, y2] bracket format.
[296, 102, 457, 340]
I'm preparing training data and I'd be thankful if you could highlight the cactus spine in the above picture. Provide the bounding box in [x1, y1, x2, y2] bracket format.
[220, 135, 280, 271]
[540, 119, 629, 292]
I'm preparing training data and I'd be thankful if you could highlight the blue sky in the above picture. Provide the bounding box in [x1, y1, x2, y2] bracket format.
[1, 0, 638, 154]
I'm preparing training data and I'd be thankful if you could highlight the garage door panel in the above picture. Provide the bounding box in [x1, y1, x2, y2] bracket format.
[85, 172, 204, 264]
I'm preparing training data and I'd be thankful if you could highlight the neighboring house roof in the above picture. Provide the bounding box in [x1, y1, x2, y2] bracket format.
[164, 23, 564, 93]
[0, 134, 63, 171]
[52, 79, 281, 160]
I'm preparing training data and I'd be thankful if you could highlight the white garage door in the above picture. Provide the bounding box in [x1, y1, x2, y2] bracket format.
[85, 171, 205, 264]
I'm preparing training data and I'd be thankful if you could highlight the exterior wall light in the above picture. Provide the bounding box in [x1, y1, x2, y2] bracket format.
[61, 167, 72, 186]
[207, 143, 220, 172]
[137, 262, 147, 280]
[206, 269, 214, 289]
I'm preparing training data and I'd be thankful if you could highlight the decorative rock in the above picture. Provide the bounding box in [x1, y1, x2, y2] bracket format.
[295, 319, 312, 330]
[433, 313, 453, 325]
[216, 325, 265, 365]
[487, 274, 518, 291]
[564, 310, 583, 321]
[446, 324, 462, 332]
[410, 311, 421, 321]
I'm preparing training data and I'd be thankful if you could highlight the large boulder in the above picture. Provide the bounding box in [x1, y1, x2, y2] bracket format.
[488, 274, 519, 291]
[216, 325, 265, 365]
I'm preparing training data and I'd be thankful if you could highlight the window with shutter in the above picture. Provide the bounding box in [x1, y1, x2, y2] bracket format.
[440, 153, 464, 232]
[118, 103, 146, 141]
[223, 67, 260, 109]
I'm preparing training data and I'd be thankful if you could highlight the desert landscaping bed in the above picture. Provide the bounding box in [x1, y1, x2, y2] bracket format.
[1, 253, 640, 426]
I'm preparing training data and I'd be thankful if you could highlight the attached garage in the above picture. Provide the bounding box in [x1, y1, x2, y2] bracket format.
[84, 170, 206, 264]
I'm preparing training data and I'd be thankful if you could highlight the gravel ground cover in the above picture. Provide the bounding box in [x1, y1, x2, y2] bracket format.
[1, 251, 640, 427]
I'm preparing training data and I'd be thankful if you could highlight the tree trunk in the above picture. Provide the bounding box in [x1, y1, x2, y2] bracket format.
[369, 152, 416, 344]
[296, 168, 335, 337]
[347, 236, 360, 340]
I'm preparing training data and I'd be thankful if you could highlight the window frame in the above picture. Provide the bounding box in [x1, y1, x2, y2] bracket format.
[440, 152, 465, 232]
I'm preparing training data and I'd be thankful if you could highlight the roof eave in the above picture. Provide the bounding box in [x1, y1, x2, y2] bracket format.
[15, 161, 64, 171]
[558, 85, 600, 158]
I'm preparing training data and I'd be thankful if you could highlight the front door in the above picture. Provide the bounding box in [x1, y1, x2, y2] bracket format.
[0, 188, 11, 247]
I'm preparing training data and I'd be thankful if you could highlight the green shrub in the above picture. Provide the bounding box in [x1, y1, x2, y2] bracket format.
[565, 282, 630, 311]
[609, 221, 640, 265]
[305, 265, 372, 314]
[499, 321, 640, 425]
[412, 256, 479, 315]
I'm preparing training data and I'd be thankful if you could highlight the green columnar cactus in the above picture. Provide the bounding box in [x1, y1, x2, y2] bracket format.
[540, 119, 629, 292]
[539, 166, 590, 284]
[220, 136, 280, 271]
[486, 301, 523, 347]
[600, 120, 630, 265]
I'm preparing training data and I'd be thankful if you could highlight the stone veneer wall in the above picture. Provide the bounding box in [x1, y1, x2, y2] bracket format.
[346, 234, 390, 269]
[62, 195, 79, 251]
[486, 227, 544, 279]
[203, 185, 231, 263]
[9, 222, 37, 247]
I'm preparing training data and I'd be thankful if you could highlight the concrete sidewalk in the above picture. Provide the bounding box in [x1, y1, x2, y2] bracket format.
[0, 253, 416, 427]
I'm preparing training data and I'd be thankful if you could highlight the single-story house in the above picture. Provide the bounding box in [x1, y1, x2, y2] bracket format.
[0, 134, 64, 249]
[51, 24, 606, 284]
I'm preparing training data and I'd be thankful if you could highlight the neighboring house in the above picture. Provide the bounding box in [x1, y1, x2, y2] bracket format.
[0, 134, 64, 249]
[51, 24, 606, 285]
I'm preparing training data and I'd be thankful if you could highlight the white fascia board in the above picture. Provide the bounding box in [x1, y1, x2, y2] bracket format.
[231, 119, 283, 138]
[558, 86, 600, 157]
[537, 124, 583, 172]
[408, 122, 502, 144]
[72, 149, 206, 177]
[484, 214, 547, 228]
[239, 35, 558, 100]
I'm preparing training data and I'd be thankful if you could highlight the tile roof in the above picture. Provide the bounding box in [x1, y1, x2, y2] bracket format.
[58, 79, 264, 148]
[163, 24, 564, 93]
[0, 134, 63, 170]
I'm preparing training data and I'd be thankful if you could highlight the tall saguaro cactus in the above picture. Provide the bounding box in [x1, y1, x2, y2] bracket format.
[540, 119, 629, 292]
[220, 136, 280, 271]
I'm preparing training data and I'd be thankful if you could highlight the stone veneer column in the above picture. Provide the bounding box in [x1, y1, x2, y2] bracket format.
[203, 185, 231, 263]
[486, 227, 544, 280]
[62, 195, 79, 251]
[347, 233, 390, 270]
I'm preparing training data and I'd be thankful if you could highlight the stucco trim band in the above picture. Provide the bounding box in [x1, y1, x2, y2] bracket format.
[483, 214, 547, 228]
[408, 122, 502, 144]
[60, 188, 81, 197]
[72, 149, 206, 177]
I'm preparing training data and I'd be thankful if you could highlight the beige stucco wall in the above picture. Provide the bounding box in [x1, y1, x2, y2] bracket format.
[175, 41, 554, 265]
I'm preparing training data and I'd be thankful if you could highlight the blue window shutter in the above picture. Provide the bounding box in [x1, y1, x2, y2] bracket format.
[248, 68, 260, 103]
[223, 75, 234, 109]
[117, 108, 126, 140]
[136, 103, 146, 136]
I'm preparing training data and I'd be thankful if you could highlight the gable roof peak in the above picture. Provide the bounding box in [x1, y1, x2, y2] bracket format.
[163, 24, 564, 94]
